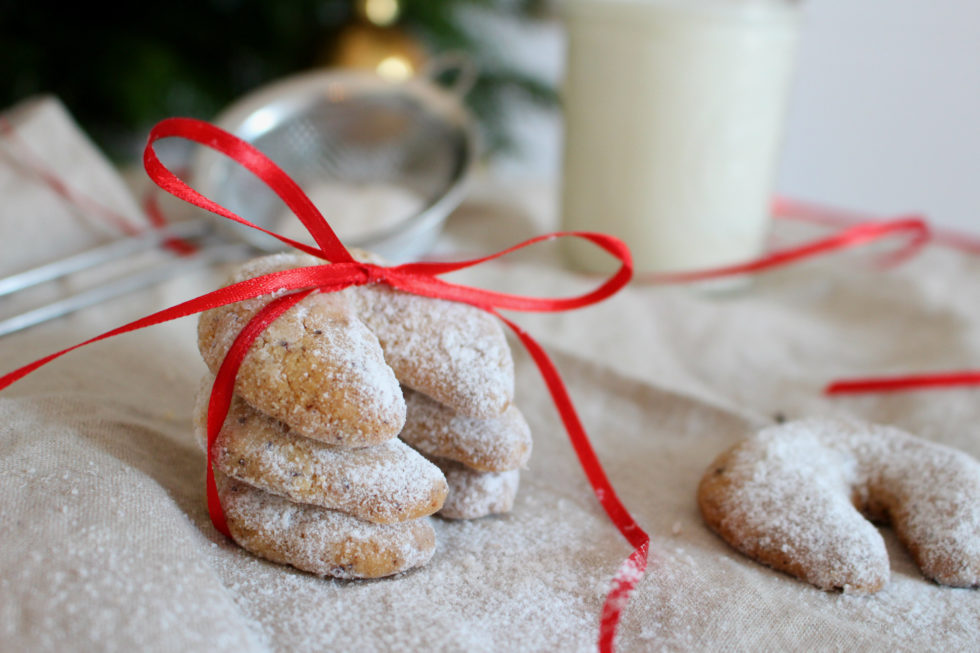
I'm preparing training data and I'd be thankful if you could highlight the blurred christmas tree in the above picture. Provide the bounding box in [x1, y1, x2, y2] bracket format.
[1, 0, 557, 160]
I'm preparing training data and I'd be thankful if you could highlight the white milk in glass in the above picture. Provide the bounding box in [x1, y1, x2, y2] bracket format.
[560, 0, 801, 274]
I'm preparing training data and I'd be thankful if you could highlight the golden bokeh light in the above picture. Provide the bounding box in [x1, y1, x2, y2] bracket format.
[375, 55, 414, 81]
[360, 0, 401, 27]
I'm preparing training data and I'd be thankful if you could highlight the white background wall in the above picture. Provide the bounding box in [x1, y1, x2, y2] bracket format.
[779, 0, 980, 231]
[494, 0, 980, 234]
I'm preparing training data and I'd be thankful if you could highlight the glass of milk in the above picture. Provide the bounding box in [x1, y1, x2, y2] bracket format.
[559, 0, 802, 276]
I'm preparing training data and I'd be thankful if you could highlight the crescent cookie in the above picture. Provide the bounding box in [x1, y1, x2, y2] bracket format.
[348, 283, 514, 419]
[698, 418, 980, 593]
[431, 457, 520, 520]
[399, 388, 532, 472]
[198, 253, 405, 447]
[215, 472, 436, 579]
[193, 378, 447, 524]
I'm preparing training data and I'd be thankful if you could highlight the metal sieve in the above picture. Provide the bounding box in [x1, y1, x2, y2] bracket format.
[0, 62, 478, 336]
[190, 62, 477, 262]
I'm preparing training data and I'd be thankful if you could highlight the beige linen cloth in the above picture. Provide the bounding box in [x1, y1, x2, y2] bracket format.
[1, 98, 979, 652]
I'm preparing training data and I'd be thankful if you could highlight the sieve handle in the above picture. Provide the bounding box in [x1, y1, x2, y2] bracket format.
[423, 52, 478, 98]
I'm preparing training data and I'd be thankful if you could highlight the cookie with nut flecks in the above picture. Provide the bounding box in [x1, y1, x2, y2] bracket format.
[215, 471, 436, 579]
[198, 253, 405, 448]
[193, 376, 446, 524]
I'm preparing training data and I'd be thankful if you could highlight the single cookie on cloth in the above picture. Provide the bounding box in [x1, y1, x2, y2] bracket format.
[215, 471, 436, 579]
[430, 456, 520, 520]
[698, 418, 980, 593]
[399, 388, 532, 472]
[198, 253, 405, 447]
[193, 377, 447, 524]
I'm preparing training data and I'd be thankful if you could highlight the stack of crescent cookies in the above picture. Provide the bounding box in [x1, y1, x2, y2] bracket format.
[192, 252, 532, 579]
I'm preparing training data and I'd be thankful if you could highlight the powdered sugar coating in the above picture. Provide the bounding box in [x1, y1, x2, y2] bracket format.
[347, 283, 514, 419]
[431, 457, 520, 520]
[197, 253, 405, 447]
[193, 378, 447, 524]
[216, 472, 436, 579]
[400, 389, 531, 472]
[698, 417, 980, 593]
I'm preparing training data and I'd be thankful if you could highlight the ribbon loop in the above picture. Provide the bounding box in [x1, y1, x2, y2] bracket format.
[145, 117, 353, 262]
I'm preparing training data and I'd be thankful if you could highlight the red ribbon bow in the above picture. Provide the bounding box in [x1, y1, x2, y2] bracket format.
[0, 117, 646, 653]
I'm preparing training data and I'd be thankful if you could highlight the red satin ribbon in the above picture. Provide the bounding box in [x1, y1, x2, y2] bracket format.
[769, 198, 980, 395]
[639, 216, 929, 284]
[826, 371, 980, 395]
[0, 117, 645, 652]
[634, 196, 978, 395]
[773, 196, 980, 256]
[142, 179, 199, 255]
